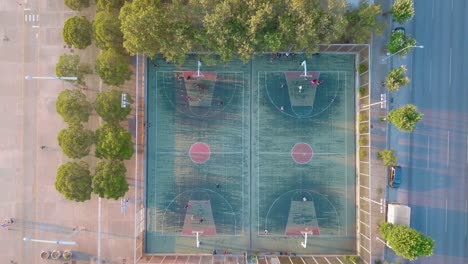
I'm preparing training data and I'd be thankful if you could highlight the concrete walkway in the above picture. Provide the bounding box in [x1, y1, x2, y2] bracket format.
[0, 0, 142, 263]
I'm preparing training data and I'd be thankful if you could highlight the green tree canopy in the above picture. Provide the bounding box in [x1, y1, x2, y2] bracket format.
[95, 88, 133, 123]
[120, 0, 348, 62]
[64, 0, 90, 11]
[93, 10, 124, 50]
[95, 49, 132, 86]
[95, 124, 134, 160]
[386, 65, 410, 92]
[55, 54, 91, 85]
[97, 0, 125, 11]
[379, 222, 434, 260]
[56, 89, 93, 124]
[387, 31, 417, 56]
[55, 161, 93, 202]
[377, 149, 398, 166]
[92, 160, 129, 200]
[387, 104, 423, 132]
[57, 124, 95, 159]
[341, 0, 383, 43]
[391, 0, 415, 24]
[63, 16, 93, 49]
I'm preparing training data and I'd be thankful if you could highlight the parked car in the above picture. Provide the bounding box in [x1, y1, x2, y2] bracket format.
[393, 27, 405, 34]
[389, 166, 402, 188]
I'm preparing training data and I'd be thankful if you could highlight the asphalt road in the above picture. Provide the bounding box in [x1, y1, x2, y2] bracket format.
[402, 0, 467, 263]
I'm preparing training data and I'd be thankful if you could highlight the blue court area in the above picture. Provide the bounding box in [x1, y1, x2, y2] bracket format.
[146, 53, 356, 254]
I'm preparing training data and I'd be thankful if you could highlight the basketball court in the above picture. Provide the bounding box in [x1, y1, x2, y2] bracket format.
[145, 53, 356, 254]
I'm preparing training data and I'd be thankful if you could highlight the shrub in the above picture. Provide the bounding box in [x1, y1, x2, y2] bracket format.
[387, 104, 423, 132]
[358, 63, 369, 74]
[387, 31, 417, 56]
[385, 65, 410, 92]
[391, 0, 415, 24]
[377, 149, 398, 166]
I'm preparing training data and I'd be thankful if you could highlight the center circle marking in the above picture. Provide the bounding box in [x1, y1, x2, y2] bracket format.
[189, 142, 211, 164]
[291, 143, 313, 164]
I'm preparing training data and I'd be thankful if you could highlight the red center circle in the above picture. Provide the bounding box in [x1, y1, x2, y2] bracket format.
[189, 143, 211, 164]
[291, 143, 313, 164]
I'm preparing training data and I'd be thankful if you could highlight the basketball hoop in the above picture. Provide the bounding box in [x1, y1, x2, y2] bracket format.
[300, 231, 312, 248]
[192, 231, 204, 248]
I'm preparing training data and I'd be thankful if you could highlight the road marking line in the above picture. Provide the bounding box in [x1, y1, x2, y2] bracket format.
[427, 136, 430, 168]
[24, 15, 27, 22]
[425, 206, 429, 234]
[445, 199, 448, 232]
[447, 130, 450, 166]
[431, 0, 435, 19]
[449, 48, 452, 87]
[428, 62, 432, 92]
[465, 200, 467, 236]
[466, 134, 468, 163]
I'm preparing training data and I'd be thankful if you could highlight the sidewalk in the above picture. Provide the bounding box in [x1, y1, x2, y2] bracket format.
[0, 0, 141, 263]
[369, 0, 416, 263]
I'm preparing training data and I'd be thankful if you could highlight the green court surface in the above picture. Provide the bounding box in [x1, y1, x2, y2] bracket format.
[146, 53, 356, 254]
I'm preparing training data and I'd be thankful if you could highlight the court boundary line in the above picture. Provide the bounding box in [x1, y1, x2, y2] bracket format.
[257, 69, 353, 238]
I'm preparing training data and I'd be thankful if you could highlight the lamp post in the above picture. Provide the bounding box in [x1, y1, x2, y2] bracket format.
[381, 45, 424, 62]
[362, 93, 387, 109]
[25, 76, 78, 81]
[23, 237, 76, 245]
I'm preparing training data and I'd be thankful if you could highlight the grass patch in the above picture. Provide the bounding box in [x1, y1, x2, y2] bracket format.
[359, 135, 368, 146]
[359, 86, 368, 97]
[358, 63, 368, 74]
[359, 148, 368, 160]
[359, 111, 369, 122]
[359, 122, 369, 134]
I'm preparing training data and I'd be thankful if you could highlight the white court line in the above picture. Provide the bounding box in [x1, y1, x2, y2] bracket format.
[445, 199, 448, 232]
[447, 130, 450, 166]
[449, 48, 452, 87]
[426, 136, 430, 168]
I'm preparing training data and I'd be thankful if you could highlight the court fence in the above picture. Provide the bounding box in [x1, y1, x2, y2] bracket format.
[135, 44, 380, 264]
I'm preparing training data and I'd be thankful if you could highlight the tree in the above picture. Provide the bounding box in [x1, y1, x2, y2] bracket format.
[119, 0, 194, 62]
[387, 104, 423, 132]
[95, 49, 132, 86]
[55, 161, 93, 202]
[342, 0, 384, 43]
[97, 0, 125, 11]
[377, 149, 398, 166]
[119, 0, 348, 62]
[64, 0, 90, 11]
[95, 88, 133, 123]
[93, 160, 129, 200]
[387, 31, 417, 56]
[379, 222, 434, 260]
[56, 89, 93, 124]
[56, 54, 91, 85]
[57, 124, 95, 159]
[95, 124, 134, 160]
[63, 16, 93, 49]
[385, 65, 410, 92]
[93, 10, 124, 50]
[391, 0, 415, 24]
